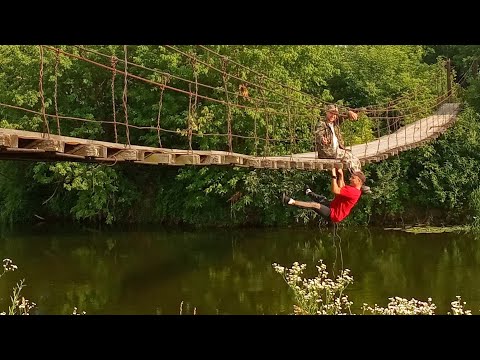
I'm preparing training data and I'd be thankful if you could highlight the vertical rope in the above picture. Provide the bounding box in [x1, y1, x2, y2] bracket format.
[441, 60, 446, 98]
[404, 104, 408, 149]
[53, 48, 61, 136]
[363, 109, 368, 159]
[376, 110, 381, 157]
[287, 88, 294, 158]
[192, 59, 199, 114]
[110, 55, 119, 143]
[349, 106, 354, 155]
[387, 102, 391, 151]
[187, 84, 194, 151]
[292, 104, 299, 156]
[395, 108, 399, 149]
[156, 76, 167, 148]
[122, 45, 131, 146]
[252, 97, 260, 157]
[416, 91, 421, 141]
[221, 57, 233, 153]
[190, 57, 199, 152]
[259, 88, 270, 157]
[412, 92, 417, 142]
[436, 68, 441, 98]
[311, 103, 317, 159]
[331, 224, 344, 279]
[38, 45, 50, 137]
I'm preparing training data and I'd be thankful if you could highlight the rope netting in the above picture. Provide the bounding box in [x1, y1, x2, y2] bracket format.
[0, 45, 468, 163]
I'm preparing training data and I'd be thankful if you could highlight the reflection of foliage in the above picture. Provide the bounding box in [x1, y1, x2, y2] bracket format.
[61, 284, 104, 315]
[3, 227, 480, 314]
[374, 252, 407, 294]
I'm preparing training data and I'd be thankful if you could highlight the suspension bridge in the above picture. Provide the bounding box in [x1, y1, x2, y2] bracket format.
[0, 46, 464, 170]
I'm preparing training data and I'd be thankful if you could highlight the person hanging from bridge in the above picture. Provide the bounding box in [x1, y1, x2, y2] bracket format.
[282, 168, 366, 223]
[315, 104, 371, 194]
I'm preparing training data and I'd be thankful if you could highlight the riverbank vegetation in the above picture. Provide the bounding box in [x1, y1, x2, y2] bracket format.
[273, 260, 473, 315]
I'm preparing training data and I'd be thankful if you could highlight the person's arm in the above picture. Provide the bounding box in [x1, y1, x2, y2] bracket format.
[315, 122, 329, 144]
[338, 109, 358, 124]
[331, 168, 342, 195]
[347, 110, 358, 120]
[337, 168, 345, 188]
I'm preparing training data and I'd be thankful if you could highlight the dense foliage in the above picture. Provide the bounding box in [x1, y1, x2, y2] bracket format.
[0, 45, 478, 227]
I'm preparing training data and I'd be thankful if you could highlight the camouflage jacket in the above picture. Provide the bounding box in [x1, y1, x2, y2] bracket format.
[314, 117, 347, 159]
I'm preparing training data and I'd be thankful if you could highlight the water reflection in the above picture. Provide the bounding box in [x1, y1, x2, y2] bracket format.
[0, 224, 479, 314]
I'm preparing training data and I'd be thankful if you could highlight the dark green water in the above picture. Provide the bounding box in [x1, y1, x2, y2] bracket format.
[0, 224, 479, 315]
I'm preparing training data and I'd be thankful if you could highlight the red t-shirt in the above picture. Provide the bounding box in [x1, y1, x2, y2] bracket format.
[329, 185, 361, 223]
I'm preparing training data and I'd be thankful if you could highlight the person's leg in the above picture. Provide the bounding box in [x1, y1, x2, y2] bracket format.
[304, 185, 330, 205]
[283, 194, 331, 218]
[288, 199, 321, 211]
[308, 192, 330, 206]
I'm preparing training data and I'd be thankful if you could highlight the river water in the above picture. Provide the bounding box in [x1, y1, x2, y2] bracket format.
[0, 224, 478, 315]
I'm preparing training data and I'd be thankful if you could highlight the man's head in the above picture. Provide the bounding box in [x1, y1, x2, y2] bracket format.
[325, 104, 339, 123]
[349, 171, 366, 188]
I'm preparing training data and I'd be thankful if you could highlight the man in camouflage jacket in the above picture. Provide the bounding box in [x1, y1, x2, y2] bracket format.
[315, 104, 358, 159]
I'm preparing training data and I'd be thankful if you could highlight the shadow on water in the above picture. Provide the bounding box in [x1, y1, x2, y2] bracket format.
[0, 223, 479, 314]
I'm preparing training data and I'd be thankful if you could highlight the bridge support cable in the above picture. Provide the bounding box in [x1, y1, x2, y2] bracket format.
[189, 57, 200, 152]
[0, 45, 472, 168]
[221, 57, 234, 153]
[259, 86, 270, 157]
[187, 84, 194, 151]
[122, 45, 131, 146]
[38, 45, 50, 137]
[156, 76, 168, 149]
[53, 48, 61, 136]
[110, 55, 119, 143]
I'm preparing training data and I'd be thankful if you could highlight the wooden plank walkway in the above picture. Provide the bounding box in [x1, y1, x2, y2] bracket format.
[292, 102, 460, 166]
[0, 103, 460, 170]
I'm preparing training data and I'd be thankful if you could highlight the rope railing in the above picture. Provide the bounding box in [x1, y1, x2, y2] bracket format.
[64, 45, 456, 119]
[73, 45, 293, 109]
[0, 45, 465, 162]
[76, 44, 453, 115]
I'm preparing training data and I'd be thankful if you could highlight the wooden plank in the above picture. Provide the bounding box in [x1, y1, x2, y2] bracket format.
[143, 153, 174, 165]
[201, 154, 224, 165]
[276, 160, 289, 169]
[314, 162, 324, 170]
[0, 102, 460, 167]
[245, 159, 261, 168]
[290, 161, 304, 170]
[0, 134, 18, 148]
[261, 159, 276, 169]
[26, 139, 64, 152]
[175, 154, 200, 165]
[303, 161, 315, 170]
[72, 145, 107, 158]
[111, 149, 142, 161]
[224, 155, 243, 165]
